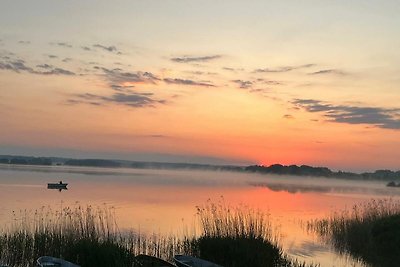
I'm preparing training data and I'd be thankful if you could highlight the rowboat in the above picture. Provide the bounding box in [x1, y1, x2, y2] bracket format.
[134, 254, 176, 267]
[47, 181, 68, 190]
[173, 255, 223, 267]
[37, 256, 80, 267]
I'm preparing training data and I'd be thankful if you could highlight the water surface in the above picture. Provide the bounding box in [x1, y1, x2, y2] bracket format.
[1, 164, 399, 266]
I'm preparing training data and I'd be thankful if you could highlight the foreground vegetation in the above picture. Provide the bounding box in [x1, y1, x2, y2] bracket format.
[187, 201, 313, 267]
[0, 206, 135, 266]
[0, 202, 315, 267]
[310, 199, 400, 267]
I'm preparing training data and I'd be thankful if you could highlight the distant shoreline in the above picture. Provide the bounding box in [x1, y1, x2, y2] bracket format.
[0, 154, 399, 181]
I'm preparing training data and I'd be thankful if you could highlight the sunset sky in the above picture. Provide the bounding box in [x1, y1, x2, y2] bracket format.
[1, 1, 400, 171]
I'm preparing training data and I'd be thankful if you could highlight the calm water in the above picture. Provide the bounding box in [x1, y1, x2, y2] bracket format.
[1, 164, 399, 266]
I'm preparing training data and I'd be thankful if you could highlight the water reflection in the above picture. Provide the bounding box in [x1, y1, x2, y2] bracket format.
[0, 165, 394, 266]
[249, 181, 400, 196]
[287, 240, 329, 258]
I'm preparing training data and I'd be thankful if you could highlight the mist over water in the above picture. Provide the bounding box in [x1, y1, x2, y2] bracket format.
[1, 164, 399, 266]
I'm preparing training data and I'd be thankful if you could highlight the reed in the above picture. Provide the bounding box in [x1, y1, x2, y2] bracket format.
[186, 200, 316, 267]
[0, 205, 134, 267]
[309, 199, 400, 267]
[0, 202, 317, 267]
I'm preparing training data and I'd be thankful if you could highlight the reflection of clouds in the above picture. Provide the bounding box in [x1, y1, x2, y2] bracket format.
[287, 240, 329, 257]
[249, 181, 400, 196]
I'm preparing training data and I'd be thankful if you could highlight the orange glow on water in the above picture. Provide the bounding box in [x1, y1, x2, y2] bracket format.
[1, 165, 395, 266]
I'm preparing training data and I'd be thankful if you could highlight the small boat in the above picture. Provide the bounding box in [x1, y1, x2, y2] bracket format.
[47, 181, 68, 190]
[134, 254, 176, 267]
[37, 256, 80, 267]
[173, 255, 223, 267]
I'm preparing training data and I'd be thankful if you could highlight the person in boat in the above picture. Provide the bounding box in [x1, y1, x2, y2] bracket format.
[59, 181, 63, 184]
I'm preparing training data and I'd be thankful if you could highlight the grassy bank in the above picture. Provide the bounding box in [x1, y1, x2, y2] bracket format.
[310, 199, 400, 267]
[0, 203, 315, 267]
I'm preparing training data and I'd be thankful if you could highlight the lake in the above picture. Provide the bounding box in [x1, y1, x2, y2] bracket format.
[0, 164, 399, 266]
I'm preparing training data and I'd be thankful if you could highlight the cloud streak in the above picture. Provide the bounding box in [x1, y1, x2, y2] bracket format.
[53, 42, 73, 48]
[81, 46, 92, 51]
[163, 78, 215, 87]
[69, 92, 166, 108]
[93, 44, 121, 54]
[293, 99, 400, 130]
[0, 59, 75, 76]
[283, 114, 294, 119]
[231, 79, 253, 89]
[0, 59, 34, 73]
[231, 78, 282, 90]
[309, 69, 347, 75]
[95, 67, 160, 86]
[171, 55, 221, 63]
[254, 64, 315, 73]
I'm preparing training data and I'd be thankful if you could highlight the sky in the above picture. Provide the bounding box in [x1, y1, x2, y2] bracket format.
[0, 1, 400, 171]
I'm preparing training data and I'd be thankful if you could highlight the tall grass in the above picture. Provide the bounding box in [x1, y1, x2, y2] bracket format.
[309, 199, 400, 267]
[0, 202, 318, 267]
[187, 200, 316, 267]
[0, 205, 134, 267]
[196, 201, 273, 240]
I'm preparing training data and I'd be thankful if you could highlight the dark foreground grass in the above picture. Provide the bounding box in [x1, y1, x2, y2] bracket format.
[0, 206, 135, 267]
[0, 203, 316, 267]
[184, 201, 316, 267]
[310, 199, 400, 267]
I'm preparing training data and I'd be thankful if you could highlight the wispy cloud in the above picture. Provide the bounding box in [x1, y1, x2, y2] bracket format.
[231, 79, 253, 89]
[62, 57, 73, 63]
[185, 70, 218, 76]
[293, 99, 400, 130]
[283, 114, 294, 119]
[52, 42, 73, 48]
[36, 64, 53, 69]
[95, 67, 160, 85]
[0, 59, 33, 73]
[171, 55, 221, 63]
[163, 78, 215, 87]
[93, 44, 122, 54]
[254, 64, 315, 73]
[222, 67, 245, 72]
[81, 46, 92, 51]
[110, 84, 135, 92]
[0, 59, 75, 76]
[40, 68, 75, 76]
[309, 69, 347, 75]
[68, 92, 166, 108]
[256, 78, 283, 85]
[231, 78, 282, 89]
